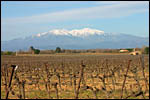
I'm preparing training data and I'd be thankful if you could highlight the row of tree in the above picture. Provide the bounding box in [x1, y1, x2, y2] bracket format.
[1, 51, 15, 55]
[1, 46, 149, 55]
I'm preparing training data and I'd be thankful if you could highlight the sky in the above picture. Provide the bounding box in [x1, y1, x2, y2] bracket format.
[1, 1, 149, 41]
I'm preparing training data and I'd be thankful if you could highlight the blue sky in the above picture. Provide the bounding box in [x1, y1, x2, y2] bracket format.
[1, 1, 149, 41]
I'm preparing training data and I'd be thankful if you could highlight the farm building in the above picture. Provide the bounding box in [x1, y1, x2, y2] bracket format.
[129, 51, 142, 55]
[129, 48, 142, 55]
[119, 49, 129, 53]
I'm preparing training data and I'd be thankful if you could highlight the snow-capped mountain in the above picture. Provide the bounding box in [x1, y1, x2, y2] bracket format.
[33, 28, 105, 37]
[1, 28, 149, 51]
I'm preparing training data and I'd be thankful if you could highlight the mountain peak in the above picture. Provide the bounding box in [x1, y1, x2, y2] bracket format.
[2, 28, 149, 51]
[69, 28, 104, 37]
[33, 28, 105, 37]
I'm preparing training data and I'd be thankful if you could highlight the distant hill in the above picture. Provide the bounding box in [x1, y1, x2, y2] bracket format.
[1, 28, 149, 51]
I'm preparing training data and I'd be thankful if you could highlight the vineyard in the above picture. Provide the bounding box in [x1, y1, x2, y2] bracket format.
[1, 54, 149, 99]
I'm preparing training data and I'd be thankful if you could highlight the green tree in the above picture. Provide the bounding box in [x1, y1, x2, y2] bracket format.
[30, 46, 34, 51]
[144, 47, 149, 54]
[34, 49, 40, 54]
[55, 47, 61, 53]
[1, 51, 4, 55]
[126, 48, 133, 52]
[3, 51, 14, 55]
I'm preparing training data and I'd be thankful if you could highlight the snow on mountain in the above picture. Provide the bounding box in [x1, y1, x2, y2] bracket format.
[2, 28, 149, 51]
[50, 29, 69, 35]
[36, 32, 47, 37]
[33, 28, 105, 37]
[69, 28, 104, 36]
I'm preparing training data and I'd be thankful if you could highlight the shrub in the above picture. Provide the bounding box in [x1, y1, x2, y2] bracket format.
[144, 47, 149, 54]
[34, 49, 40, 54]
[126, 48, 133, 52]
[1, 51, 4, 55]
[2, 51, 14, 55]
[55, 47, 61, 53]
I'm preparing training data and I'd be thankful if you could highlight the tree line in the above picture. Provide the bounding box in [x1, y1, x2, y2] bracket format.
[1, 46, 149, 55]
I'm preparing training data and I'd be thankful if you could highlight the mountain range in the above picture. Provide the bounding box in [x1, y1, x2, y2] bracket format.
[1, 28, 149, 51]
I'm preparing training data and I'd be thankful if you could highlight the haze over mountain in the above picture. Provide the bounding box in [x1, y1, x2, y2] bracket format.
[1, 28, 149, 51]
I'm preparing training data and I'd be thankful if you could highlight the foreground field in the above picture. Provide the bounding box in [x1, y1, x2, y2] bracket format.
[1, 54, 149, 99]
